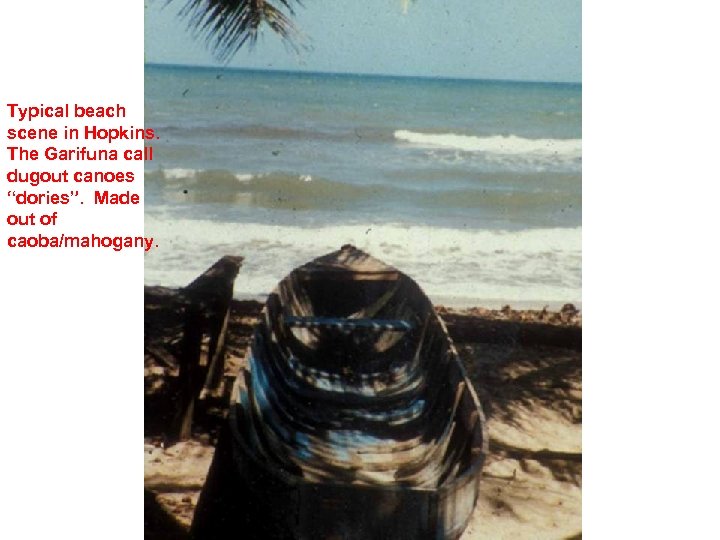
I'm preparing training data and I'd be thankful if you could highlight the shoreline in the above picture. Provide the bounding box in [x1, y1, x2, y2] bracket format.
[231, 293, 581, 313]
[143, 222, 580, 312]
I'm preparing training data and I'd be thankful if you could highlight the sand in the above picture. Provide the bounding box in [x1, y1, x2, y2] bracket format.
[145, 295, 581, 539]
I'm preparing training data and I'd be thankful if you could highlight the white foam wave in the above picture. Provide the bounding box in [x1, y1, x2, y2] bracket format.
[162, 168, 197, 179]
[155, 168, 256, 183]
[152, 168, 311, 185]
[395, 130, 582, 157]
[144, 215, 581, 307]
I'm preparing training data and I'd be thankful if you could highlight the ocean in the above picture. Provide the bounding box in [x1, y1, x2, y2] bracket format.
[144, 63, 581, 307]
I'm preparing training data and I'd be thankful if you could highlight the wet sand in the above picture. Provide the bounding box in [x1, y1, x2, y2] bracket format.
[145, 293, 581, 539]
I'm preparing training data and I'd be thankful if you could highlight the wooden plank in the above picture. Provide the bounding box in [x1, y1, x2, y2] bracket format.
[170, 255, 243, 442]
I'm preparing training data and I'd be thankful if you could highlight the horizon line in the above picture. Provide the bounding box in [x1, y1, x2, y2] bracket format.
[144, 61, 582, 87]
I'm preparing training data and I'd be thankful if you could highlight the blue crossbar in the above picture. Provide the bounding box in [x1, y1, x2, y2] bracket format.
[284, 316, 414, 331]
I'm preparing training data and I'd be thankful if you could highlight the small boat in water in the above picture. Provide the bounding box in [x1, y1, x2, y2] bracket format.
[191, 245, 487, 540]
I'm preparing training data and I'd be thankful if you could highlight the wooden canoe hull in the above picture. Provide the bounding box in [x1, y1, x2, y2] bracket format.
[191, 246, 487, 539]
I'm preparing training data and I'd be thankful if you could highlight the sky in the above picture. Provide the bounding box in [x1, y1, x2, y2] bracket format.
[145, 0, 581, 83]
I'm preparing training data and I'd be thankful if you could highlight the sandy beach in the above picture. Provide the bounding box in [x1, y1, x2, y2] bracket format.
[144, 287, 581, 539]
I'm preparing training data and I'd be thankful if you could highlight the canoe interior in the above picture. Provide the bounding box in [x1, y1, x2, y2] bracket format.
[191, 246, 487, 540]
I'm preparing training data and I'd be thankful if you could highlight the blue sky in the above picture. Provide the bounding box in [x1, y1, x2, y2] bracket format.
[145, 0, 581, 83]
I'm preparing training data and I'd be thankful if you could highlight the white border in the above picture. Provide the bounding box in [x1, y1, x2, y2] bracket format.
[585, 1, 720, 537]
[0, 3, 143, 537]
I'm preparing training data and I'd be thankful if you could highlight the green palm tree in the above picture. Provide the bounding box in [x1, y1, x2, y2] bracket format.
[172, 0, 414, 61]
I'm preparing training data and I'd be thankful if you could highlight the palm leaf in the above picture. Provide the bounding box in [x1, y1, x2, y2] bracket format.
[176, 0, 307, 62]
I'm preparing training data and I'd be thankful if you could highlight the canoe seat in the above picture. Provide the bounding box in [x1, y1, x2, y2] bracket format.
[284, 316, 414, 332]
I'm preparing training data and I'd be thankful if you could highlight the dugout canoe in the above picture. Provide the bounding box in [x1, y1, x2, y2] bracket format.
[191, 245, 488, 540]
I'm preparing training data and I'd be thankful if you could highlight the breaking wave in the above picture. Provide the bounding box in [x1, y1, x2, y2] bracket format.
[394, 130, 582, 158]
[144, 215, 582, 307]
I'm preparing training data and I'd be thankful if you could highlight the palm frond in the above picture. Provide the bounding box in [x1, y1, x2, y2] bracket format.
[176, 0, 307, 62]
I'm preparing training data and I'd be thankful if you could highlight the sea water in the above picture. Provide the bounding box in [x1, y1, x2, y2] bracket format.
[144, 64, 581, 307]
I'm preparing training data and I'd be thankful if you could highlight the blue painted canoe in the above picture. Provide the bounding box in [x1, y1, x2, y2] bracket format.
[191, 245, 487, 539]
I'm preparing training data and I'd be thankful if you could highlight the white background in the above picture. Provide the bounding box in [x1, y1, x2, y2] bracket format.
[1, 1, 720, 538]
[0, 2, 143, 538]
[584, 1, 720, 538]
